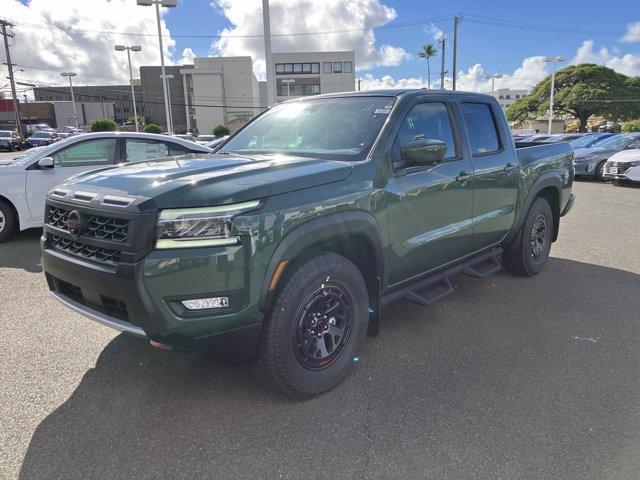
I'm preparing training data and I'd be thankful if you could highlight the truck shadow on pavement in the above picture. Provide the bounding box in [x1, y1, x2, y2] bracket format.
[0, 229, 43, 273]
[18, 257, 640, 480]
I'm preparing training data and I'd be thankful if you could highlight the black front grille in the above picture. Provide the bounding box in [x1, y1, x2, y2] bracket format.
[85, 215, 129, 242]
[51, 234, 121, 264]
[53, 277, 130, 323]
[48, 206, 69, 229]
[101, 295, 129, 321]
[47, 206, 130, 243]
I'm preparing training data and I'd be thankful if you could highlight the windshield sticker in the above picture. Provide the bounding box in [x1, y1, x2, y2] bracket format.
[374, 108, 391, 115]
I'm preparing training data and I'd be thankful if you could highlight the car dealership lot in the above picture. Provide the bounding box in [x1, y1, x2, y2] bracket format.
[1, 175, 640, 479]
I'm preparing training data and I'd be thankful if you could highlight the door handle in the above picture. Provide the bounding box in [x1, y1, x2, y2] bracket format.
[456, 171, 472, 184]
[504, 162, 516, 172]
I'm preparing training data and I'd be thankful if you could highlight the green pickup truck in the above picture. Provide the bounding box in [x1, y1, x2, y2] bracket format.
[42, 90, 575, 397]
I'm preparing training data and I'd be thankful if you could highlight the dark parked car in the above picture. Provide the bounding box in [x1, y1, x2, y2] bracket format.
[569, 132, 615, 150]
[42, 90, 574, 397]
[573, 133, 640, 179]
[541, 133, 583, 143]
[0, 130, 21, 151]
[24, 131, 59, 148]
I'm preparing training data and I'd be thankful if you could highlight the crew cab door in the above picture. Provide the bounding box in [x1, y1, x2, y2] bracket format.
[459, 101, 519, 247]
[385, 99, 475, 286]
[25, 138, 117, 222]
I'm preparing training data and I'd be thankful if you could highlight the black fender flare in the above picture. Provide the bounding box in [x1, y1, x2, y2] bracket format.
[505, 171, 563, 245]
[258, 210, 385, 312]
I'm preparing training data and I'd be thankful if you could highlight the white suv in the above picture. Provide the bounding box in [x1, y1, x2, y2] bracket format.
[0, 132, 211, 241]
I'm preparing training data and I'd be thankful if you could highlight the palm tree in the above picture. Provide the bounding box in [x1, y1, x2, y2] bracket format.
[418, 44, 438, 90]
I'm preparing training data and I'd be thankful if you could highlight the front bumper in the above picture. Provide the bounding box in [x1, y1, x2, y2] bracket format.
[42, 223, 264, 354]
[573, 159, 601, 177]
[603, 164, 640, 183]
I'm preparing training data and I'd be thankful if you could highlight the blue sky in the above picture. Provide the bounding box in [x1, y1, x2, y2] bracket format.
[162, 0, 640, 86]
[4, 0, 639, 92]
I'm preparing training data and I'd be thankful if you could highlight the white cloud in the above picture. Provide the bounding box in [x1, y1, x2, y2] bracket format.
[181, 47, 196, 65]
[424, 23, 444, 42]
[361, 55, 551, 93]
[211, 0, 409, 79]
[0, 0, 176, 92]
[572, 40, 640, 76]
[622, 22, 640, 43]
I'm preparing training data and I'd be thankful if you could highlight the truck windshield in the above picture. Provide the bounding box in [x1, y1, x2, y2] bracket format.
[221, 96, 396, 161]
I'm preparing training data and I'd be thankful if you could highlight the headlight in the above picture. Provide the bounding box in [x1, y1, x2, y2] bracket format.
[155, 200, 261, 249]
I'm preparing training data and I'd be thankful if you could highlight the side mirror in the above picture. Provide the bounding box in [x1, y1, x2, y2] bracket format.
[37, 157, 54, 169]
[400, 139, 447, 166]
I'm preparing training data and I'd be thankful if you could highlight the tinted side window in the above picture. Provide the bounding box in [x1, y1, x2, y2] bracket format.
[126, 139, 169, 162]
[168, 143, 192, 156]
[51, 139, 117, 167]
[461, 103, 501, 155]
[391, 102, 456, 168]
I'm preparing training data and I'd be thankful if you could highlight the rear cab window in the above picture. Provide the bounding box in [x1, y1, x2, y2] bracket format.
[460, 102, 502, 155]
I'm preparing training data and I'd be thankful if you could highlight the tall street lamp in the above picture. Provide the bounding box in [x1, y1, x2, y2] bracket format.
[137, 0, 177, 132]
[543, 56, 565, 134]
[115, 44, 142, 132]
[60, 72, 78, 128]
[159, 74, 174, 132]
[487, 73, 503, 93]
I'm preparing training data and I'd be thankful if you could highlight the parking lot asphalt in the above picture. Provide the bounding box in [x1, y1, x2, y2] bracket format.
[1, 171, 639, 479]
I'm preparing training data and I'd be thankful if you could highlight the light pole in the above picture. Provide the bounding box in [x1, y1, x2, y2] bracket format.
[281, 78, 294, 97]
[543, 56, 565, 134]
[487, 73, 503, 93]
[60, 72, 78, 128]
[159, 74, 174, 132]
[115, 44, 142, 132]
[137, 0, 177, 131]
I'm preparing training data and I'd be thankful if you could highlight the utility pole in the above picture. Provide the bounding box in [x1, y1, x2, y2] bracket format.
[262, 0, 275, 106]
[438, 35, 446, 90]
[452, 14, 462, 91]
[0, 19, 23, 141]
[357, 78, 361, 91]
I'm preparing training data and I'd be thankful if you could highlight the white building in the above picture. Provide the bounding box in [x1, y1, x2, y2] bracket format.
[180, 56, 262, 134]
[489, 88, 528, 110]
[272, 51, 355, 102]
[52, 101, 115, 127]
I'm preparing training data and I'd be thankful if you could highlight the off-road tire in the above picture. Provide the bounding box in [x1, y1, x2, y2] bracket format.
[503, 197, 554, 277]
[256, 252, 368, 398]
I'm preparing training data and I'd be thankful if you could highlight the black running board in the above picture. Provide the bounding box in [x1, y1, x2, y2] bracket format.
[381, 247, 503, 307]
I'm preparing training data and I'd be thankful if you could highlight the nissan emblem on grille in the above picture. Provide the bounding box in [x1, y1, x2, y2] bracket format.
[66, 210, 83, 237]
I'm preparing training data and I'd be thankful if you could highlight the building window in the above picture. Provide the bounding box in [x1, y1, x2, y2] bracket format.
[323, 62, 332, 74]
[275, 62, 321, 75]
[343, 61, 353, 73]
[333, 62, 342, 73]
[505, 94, 511, 99]
[277, 83, 321, 97]
[515, 95, 520, 99]
[498, 95, 504, 99]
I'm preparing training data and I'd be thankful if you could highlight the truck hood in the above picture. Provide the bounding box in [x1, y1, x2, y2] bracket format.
[606, 149, 640, 164]
[63, 153, 354, 208]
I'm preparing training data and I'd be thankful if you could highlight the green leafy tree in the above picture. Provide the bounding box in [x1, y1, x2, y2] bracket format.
[128, 115, 146, 125]
[418, 44, 437, 90]
[212, 124, 230, 137]
[90, 119, 117, 132]
[507, 64, 640, 132]
[143, 123, 163, 134]
[622, 120, 640, 132]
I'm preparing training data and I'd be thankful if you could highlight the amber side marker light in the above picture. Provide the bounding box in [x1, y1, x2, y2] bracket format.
[269, 260, 289, 291]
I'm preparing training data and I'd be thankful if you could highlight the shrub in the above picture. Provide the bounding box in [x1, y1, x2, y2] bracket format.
[212, 124, 230, 137]
[90, 119, 117, 132]
[143, 123, 163, 134]
[622, 120, 640, 132]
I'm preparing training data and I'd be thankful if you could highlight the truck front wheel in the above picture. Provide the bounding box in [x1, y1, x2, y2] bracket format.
[503, 197, 554, 277]
[256, 252, 369, 398]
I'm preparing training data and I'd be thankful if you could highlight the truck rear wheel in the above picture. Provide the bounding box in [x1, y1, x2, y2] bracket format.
[503, 197, 554, 277]
[256, 252, 368, 398]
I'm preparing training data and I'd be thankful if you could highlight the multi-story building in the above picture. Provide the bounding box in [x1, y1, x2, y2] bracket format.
[489, 88, 528, 110]
[272, 51, 355, 102]
[34, 85, 142, 124]
[139, 65, 190, 131]
[180, 56, 261, 134]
